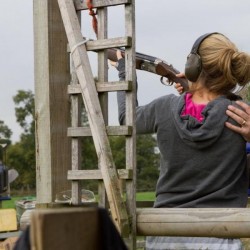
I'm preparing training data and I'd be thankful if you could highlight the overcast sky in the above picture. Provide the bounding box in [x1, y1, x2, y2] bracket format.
[0, 0, 250, 142]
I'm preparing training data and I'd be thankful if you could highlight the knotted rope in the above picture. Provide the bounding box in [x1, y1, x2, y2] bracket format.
[86, 0, 98, 36]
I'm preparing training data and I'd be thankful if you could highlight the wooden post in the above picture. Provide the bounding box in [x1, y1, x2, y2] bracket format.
[125, 1, 137, 248]
[97, 6, 109, 209]
[30, 208, 100, 250]
[33, 0, 71, 204]
[71, 11, 82, 206]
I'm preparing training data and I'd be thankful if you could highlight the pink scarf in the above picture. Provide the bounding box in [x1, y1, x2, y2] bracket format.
[181, 93, 206, 122]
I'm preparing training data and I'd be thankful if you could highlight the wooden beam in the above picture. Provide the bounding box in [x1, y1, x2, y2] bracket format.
[86, 37, 132, 51]
[70, 11, 82, 205]
[58, 0, 129, 235]
[74, 0, 131, 10]
[68, 169, 133, 180]
[124, 0, 137, 248]
[67, 125, 132, 137]
[68, 81, 132, 94]
[96, 81, 132, 92]
[96, 3, 109, 210]
[34, 0, 71, 203]
[137, 208, 250, 238]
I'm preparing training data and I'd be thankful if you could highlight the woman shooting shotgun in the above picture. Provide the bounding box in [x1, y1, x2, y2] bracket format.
[110, 32, 250, 250]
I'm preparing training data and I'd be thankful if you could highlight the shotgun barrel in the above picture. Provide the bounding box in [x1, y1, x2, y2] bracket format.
[107, 48, 189, 91]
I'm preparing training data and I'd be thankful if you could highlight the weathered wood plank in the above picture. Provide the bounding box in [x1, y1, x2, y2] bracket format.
[124, 0, 137, 248]
[67, 125, 132, 137]
[74, 0, 131, 10]
[137, 208, 250, 237]
[68, 169, 133, 180]
[125, 0, 136, 249]
[58, 0, 129, 235]
[96, 81, 132, 92]
[70, 13, 82, 205]
[97, 6, 108, 209]
[86, 37, 132, 51]
[68, 81, 132, 94]
[34, 0, 71, 204]
[67, 36, 132, 52]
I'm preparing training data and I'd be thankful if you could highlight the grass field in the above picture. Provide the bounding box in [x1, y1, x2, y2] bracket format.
[1, 193, 155, 209]
[136, 192, 155, 201]
[1, 196, 36, 209]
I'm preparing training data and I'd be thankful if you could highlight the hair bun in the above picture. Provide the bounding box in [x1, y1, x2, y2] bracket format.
[218, 48, 237, 84]
[231, 51, 250, 85]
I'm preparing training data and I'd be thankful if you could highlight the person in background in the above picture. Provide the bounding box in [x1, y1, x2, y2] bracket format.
[110, 32, 250, 250]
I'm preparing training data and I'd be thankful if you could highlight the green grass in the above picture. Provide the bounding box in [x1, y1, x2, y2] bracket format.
[136, 192, 155, 201]
[1, 193, 155, 209]
[1, 196, 35, 209]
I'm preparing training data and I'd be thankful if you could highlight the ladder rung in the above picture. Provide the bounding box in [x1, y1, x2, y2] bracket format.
[68, 126, 133, 137]
[67, 37, 132, 53]
[86, 37, 132, 51]
[74, 0, 132, 11]
[68, 81, 132, 94]
[68, 169, 133, 180]
[96, 81, 132, 92]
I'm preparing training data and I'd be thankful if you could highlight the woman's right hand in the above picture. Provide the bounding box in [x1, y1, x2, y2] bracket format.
[174, 73, 186, 95]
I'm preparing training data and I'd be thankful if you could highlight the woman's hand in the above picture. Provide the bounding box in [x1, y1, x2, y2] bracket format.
[174, 73, 186, 95]
[226, 101, 250, 142]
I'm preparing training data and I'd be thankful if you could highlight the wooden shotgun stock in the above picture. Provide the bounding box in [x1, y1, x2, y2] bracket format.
[107, 48, 189, 92]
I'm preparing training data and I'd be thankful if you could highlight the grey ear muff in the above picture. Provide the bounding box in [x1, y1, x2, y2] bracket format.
[185, 53, 202, 82]
[185, 32, 219, 82]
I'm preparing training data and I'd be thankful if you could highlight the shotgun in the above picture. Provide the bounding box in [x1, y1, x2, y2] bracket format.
[107, 48, 189, 92]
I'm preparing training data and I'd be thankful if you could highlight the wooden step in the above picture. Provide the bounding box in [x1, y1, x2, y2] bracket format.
[68, 81, 132, 94]
[86, 36, 132, 51]
[68, 169, 133, 180]
[67, 37, 132, 53]
[67, 125, 133, 137]
[74, 0, 131, 11]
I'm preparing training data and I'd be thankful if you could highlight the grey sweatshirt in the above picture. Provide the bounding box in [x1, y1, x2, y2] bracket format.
[117, 58, 248, 208]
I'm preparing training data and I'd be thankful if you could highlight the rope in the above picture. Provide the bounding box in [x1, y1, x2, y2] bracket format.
[86, 0, 98, 36]
[71, 38, 89, 54]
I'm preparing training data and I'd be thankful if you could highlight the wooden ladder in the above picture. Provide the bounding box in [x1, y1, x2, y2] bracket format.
[57, 0, 136, 247]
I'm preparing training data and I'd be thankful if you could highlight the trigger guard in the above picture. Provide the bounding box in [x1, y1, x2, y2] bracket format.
[160, 76, 173, 86]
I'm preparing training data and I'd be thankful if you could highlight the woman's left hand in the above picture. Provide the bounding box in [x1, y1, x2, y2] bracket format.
[109, 50, 123, 68]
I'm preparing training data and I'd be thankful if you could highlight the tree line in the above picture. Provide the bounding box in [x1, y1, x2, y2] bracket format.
[0, 90, 160, 193]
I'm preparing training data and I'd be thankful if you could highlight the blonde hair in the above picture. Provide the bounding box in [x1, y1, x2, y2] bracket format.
[198, 33, 250, 95]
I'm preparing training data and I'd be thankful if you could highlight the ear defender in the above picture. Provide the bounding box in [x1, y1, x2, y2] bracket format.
[185, 32, 219, 82]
